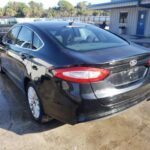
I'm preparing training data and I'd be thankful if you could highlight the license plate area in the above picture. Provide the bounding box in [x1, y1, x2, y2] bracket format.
[108, 66, 148, 86]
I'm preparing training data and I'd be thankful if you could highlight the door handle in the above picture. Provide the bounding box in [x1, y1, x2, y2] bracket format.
[20, 53, 33, 60]
[21, 54, 27, 60]
[32, 65, 38, 70]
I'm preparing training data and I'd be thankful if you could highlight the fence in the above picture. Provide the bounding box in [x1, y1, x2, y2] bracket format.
[52, 16, 110, 25]
[0, 16, 110, 35]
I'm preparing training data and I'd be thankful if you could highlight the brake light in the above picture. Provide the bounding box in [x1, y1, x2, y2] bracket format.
[52, 67, 110, 83]
[148, 60, 150, 66]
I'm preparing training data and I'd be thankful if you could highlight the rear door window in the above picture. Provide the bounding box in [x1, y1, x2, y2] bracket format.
[16, 27, 33, 49]
[32, 33, 43, 50]
[4, 26, 21, 45]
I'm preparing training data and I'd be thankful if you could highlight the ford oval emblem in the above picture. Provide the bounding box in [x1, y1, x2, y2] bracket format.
[130, 60, 137, 67]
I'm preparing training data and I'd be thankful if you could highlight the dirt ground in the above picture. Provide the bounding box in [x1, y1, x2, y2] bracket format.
[1, 74, 150, 150]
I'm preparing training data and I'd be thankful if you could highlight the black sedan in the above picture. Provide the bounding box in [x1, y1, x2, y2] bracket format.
[0, 21, 150, 124]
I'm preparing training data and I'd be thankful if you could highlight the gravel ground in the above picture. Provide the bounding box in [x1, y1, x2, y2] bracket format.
[1, 73, 150, 150]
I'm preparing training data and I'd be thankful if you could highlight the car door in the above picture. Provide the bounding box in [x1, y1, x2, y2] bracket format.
[1, 26, 21, 79]
[2, 26, 33, 89]
[10, 26, 34, 88]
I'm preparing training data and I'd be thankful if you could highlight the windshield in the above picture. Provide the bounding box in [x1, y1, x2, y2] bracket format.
[46, 25, 128, 51]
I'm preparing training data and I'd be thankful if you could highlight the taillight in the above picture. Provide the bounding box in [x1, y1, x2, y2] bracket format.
[52, 67, 110, 83]
[148, 60, 150, 66]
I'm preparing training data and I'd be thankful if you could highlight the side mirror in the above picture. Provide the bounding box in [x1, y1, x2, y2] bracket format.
[0, 34, 6, 46]
[0, 34, 7, 46]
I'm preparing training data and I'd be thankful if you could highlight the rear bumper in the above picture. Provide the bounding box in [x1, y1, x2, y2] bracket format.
[77, 86, 150, 123]
[37, 76, 150, 124]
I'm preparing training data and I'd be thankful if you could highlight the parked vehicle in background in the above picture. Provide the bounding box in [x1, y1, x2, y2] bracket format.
[0, 17, 18, 41]
[0, 21, 150, 124]
[0, 17, 17, 25]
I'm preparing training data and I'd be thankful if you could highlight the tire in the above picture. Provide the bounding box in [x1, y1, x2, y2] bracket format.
[26, 82, 52, 123]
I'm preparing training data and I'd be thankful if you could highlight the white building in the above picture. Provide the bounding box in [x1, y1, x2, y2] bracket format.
[90, 0, 150, 37]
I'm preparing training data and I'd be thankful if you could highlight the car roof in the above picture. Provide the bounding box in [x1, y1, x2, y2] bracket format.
[18, 21, 87, 30]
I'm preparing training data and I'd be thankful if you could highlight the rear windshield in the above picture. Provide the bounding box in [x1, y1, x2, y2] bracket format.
[45, 25, 128, 51]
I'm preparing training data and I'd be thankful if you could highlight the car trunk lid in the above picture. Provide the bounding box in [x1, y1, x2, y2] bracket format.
[67, 44, 149, 65]
[90, 53, 150, 107]
[105, 54, 149, 87]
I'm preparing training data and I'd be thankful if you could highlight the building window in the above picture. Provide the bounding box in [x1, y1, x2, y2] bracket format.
[119, 12, 128, 23]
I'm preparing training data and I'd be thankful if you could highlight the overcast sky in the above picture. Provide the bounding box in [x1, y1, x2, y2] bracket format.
[0, 0, 110, 8]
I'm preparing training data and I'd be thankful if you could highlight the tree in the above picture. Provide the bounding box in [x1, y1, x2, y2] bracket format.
[0, 8, 3, 17]
[3, 2, 29, 17]
[4, 2, 17, 17]
[4, 7, 16, 16]
[29, 1, 44, 17]
[22, 7, 31, 17]
[0, 0, 109, 18]
[76, 1, 91, 16]
[15, 2, 29, 17]
[3, 2, 15, 16]
[77, 1, 87, 10]
[93, 11, 99, 16]
[46, 8, 56, 17]
[58, 0, 74, 16]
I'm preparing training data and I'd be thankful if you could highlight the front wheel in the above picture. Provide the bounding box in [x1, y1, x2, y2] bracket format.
[26, 82, 52, 123]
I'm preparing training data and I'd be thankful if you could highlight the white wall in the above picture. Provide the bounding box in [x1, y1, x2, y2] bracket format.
[145, 9, 150, 37]
[16, 18, 39, 23]
[110, 7, 150, 37]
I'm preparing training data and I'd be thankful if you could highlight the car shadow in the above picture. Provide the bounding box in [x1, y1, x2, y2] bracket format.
[0, 74, 64, 135]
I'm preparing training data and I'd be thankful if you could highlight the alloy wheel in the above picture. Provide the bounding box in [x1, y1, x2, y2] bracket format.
[27, 86, 41, 119]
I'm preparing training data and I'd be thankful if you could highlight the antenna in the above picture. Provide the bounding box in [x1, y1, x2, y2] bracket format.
[69, 20, 74, 26]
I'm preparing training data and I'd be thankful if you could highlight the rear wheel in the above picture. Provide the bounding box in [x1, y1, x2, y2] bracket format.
[26, 82, 52, 123]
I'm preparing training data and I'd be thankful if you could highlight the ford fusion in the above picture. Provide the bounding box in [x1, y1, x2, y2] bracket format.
[0, 21, 150, 124]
